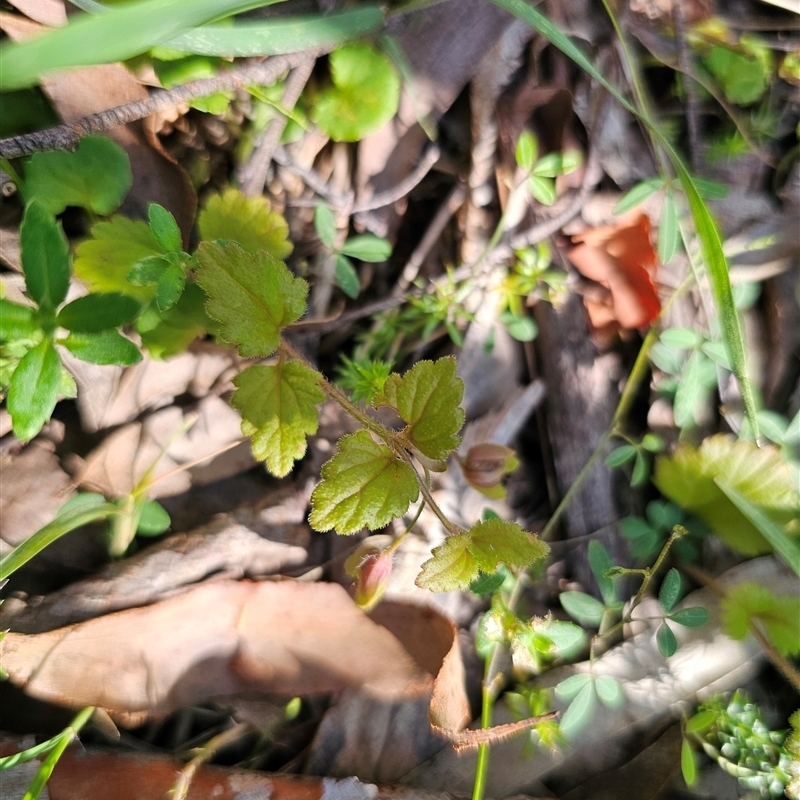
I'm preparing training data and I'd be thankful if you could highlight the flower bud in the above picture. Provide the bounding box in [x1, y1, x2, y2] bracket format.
[353, 549, 394, 612]
[456, 443, 520, 498]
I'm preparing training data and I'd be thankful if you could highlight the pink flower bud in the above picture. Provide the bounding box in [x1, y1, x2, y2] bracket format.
[457, 443, 520, 498]
[353, 549, 394, 611]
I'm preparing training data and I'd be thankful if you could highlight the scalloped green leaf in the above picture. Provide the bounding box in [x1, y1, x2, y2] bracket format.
[374, 357, 465, 460]
[416, 519, 548, 592]
[198, 188, 292, 260]
[654, 435, 799, 555]
[721, 582, 800, 656]
[24, 136, 132, 216]
[74, 216, 160, 301]
[311, 43, 401, 142]
[232, 361, 325, 478]
[137, 283, 213, 359]
[309, 430, 419, 534]
[194, 241, 307, 358]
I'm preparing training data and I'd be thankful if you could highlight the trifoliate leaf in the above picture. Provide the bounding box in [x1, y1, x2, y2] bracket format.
[148, 203, 182, 254]
[24, 135, 132, 215]
[374, 357, 465, 460]
[61, 330, 142, 366]
[197, 188, 292, 260]
[8, 337, 61, 441]
[560, 591, 606, 627]
[311, 43, 400, 142]
[657, 621, 678, 658]
[659, 568, 682, 613]
[232, 361, 325, 478]
[559, 680, 597, 741]
[416, 519, 548, 592]
[74, 216, 161, 301]
[56, 293, 140, 332]
[155, 262, 186, 311]
[194, 241, 307, 358]
[669, 607, 709, 628]
[20, 200, 70, 313]
[554, 672, 592, 701]
[595, 675, 625, 709]
[721, 582, 800, 656]
[309, 430, 419, 534]
[654, 435, 799, 555]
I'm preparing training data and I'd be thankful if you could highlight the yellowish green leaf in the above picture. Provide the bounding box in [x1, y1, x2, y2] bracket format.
[194, 241, 307, 358]
[232, 361, 324, 478]
[198, 188, 292, 260]
[374, 357, 465, 460]
[416, 535, 479, 592]
[309, 430, 419, 534]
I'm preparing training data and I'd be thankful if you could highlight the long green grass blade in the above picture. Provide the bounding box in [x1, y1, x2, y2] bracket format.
[0, 502, 116, 580]
[717, 480, 800, 577]
[167, 8, 384, 56]
[0, 0, 285, 90]
[486, 0, 757, 436]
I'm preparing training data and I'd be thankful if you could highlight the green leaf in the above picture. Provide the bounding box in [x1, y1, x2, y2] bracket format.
[74, 215, 161, 300]
[155, 262, 186, 311]
[416, 535, 480, 592]
[641, 433, 665, 453]
[532, 150, 582, 177]
[605, 444, 637, 467]
[681, 738, 697, 786]
[716, 481, 800, 577]
[538, 619, 587, 658]
[722, 583, 800, 656]
[137, 283, 212, 359]
[515, 130, 538, 171]
[529, 174, 556, 205]
[309, 430, 419, 534]
[373, 357, 465, 460]
[595, 675, 625, 709]
[165, 6, 384, 57]
[654, 435, 799, 555]
[659, 568, 682, 613]
[669, 607, 709, 628]
[657, 621, 678, 658]
[672, 349, 716, 429]
[7, 338, 61, 441]
[0, 299, 40, 342]
[339, 235, 392, 262]
[136, 499, 171, 536]
[56, 293, 140, 332]
[703, 40, 772, 105]
[630, 450, 650, 488]
[555, 672, 592, 702]
[232, 361, 325, 478]
[685, 709, 717, 734]
[470, 571, 506, 596]
[24, 136, 132, 215]
[20, 200, 70, 312]
[313, 203, 337, 249]
[560, 591, 606, 627]
[61, 330, 142, 366]
[311, 43, 401, 142]
[613, 178, 664, 215]
[657, 191, 679, 264]
[197, 188, 292, 260]
[691, 178, 727, 200]
[660, 326, 700, 349]
[334, 254, 360, 299]
[498, 311, 538, 342]
[127, 254, 169, 286]
[559, 679, 597, 740]
[646, 500, 682, 531]
[0, 0, 279, 91]
[148, 203, 182, 253]
[194, 241, 307, 358]
[588, 541, 616, 606]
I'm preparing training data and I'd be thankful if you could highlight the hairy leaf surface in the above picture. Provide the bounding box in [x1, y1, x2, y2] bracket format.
[374, 357, 464, 460]
[309, 431, 418, 534]
[232, 361, 324, 478]
[194, 241, 307, 357]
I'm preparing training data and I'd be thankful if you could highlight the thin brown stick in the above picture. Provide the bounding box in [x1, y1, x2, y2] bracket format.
[238, 55, 316, 197]
[0, 53, 320, 160]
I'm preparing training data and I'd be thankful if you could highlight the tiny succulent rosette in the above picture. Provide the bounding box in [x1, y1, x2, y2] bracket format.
[456, 443, 521, 499]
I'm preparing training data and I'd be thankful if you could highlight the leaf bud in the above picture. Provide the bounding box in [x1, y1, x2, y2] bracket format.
[456, 443, 520, 498]
[352, 548, 394, 612]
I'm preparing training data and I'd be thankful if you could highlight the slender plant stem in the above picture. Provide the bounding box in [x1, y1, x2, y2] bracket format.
[471, 654, 496, 800]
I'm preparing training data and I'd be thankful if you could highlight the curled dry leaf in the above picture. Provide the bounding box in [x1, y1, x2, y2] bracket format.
[568, 213, 661, 337]
[0, 580, 470, 737]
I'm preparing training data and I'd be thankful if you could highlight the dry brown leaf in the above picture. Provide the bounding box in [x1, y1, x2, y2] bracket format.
[569, 213, 661, 336]
[6, 0, 64, 27]
[0, 581, 441, 726]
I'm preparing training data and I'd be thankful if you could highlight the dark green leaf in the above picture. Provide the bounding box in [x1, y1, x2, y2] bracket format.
[605, 444, 637, 467]
[148, 203, 182, 253]
[56, 292, 140, 332]
[334, 254, 360, 299]
[339, 235, 392, 262]
[136, 499, 171, 536]
[470, 571, 506, 596]
[20, 200, 70, 312]
[631, 450, 650, 487]
[646, 500, 682, 531]
[669, 606, 709, 628]
[62, 330, 142, 366]
[24, 136, 131, 215]
[7, 338, 61, 441]
[127, 255, 168, 286]
[656, 621, 678, 657]
[588, 540, 616, 607]
[659, 568, 682, 613]
[0, 299, 39, 341]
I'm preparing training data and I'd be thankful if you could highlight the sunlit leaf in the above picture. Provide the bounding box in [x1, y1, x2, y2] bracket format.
[559, 679, 597, 740]
[136, 500, 171, 536]
[681, 738, 697, 786]
[232, 361, 325, 478]
[560, 591, 606, 627]
[24, 136, 131, 216]
[198, 188, 292, 260]
[309, 430, 419, 534]
[0, 299, 39, 342]
[654, 435, 799, 555]
[61, 330, 142, 366]
[56, 293, 140, 332]
[595, 674, 625, 709]
[374, 357, 464, 460]
[416, 534, 480, 592]
[721, 582, 800, 656]
[554, 672, 591, 701]
[148, 203, 182, 253]
[515, 130, 538, 171]
[194, 241, 307, 358]
[137, 283, 212, 359]
[529, 174, 556, 205]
